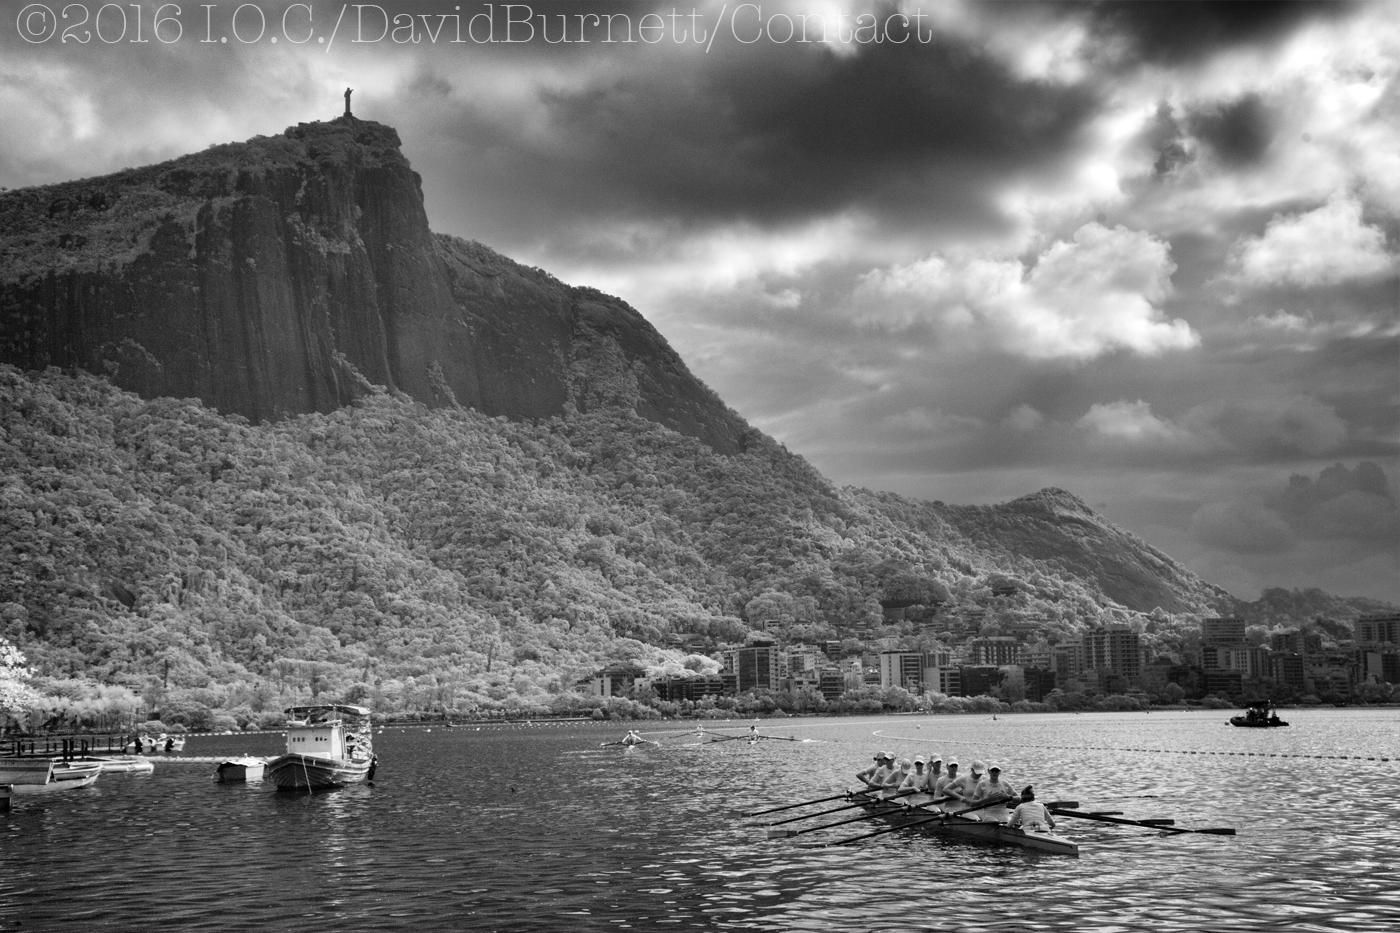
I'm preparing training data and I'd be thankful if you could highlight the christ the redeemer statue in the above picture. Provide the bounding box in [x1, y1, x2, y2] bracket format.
[344, 87, 353, 117]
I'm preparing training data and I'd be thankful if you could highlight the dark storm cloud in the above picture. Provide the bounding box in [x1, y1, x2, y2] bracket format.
[1073, 0, 1355, 66]
[1187, 94, 1274, 167]
[417, 16, 1100, 246]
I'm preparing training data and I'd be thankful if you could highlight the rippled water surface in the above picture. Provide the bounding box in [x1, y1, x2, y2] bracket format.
[4, 709, 1399, 932]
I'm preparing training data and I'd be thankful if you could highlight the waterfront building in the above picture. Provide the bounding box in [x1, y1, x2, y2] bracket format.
[724, 643, 782, 693]
[1356, 613, 1400, 646]
[1083, 627, 1143, 684]
[967, 636, 1022, 666]
[1202, 617, 1247, 646]
[879, 650, 931, 692]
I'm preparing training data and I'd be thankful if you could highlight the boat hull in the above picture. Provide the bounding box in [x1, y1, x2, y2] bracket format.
[1229, 716, 1288, 727]
[859, 794, 1079, 857]
[67, 755, 156, 774]
[0, 758, 55, 785]
[264, 753, 372, 790]
[216, 757, 267, 783]
[2, 760, 102, 795]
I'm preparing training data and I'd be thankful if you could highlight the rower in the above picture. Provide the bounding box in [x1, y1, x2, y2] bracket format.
[862, 751, 899, 791]
[975, 765, 1014, 821]
[898, 755, 931, 793]
[885, 758, 912, 792]
[855, 751, 890, 788]
[1008, 785, 1056, 832]
[932, 759, 957, 799]
[924, 757, 944, 799]
[945, 760, 983, 808]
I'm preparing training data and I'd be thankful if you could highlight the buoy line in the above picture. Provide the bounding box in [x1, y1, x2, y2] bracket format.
[871, 731, 1394, 763]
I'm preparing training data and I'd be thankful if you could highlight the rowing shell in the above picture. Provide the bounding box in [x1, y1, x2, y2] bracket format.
[857, 792, 1079, 857]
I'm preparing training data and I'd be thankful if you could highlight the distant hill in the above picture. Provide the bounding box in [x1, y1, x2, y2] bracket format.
[0, 121, 1388, 718]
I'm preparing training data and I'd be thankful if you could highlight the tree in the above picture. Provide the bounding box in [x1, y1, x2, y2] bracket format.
[1, 637, 41, 726]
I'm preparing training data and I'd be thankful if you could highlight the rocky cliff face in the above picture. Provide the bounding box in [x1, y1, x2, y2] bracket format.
[0, 119, 748, 452]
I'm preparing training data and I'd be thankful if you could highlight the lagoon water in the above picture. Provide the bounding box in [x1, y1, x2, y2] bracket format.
[3, 709, 1399, 932]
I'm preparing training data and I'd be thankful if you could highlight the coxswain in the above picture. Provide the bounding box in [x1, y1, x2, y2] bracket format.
[1008, 786, 1056, 832]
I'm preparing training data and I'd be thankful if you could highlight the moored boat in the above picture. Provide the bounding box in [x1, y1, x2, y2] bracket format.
[66, 755, 155, 774]
[0, 757, 56, 785]
[216, 756, 267, 783]
[264, 704, 377, 791]
[856, 792, 1079, 857]
[1, 758, 102, 796]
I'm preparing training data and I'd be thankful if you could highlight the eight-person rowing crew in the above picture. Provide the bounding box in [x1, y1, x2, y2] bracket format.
[854, 750, 1055, 831]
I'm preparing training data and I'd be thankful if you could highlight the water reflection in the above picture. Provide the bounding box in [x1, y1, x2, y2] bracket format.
[2, 711, 1399, 931]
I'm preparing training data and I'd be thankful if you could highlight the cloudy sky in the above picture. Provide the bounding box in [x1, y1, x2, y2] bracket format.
[2, 0, 1397, 603]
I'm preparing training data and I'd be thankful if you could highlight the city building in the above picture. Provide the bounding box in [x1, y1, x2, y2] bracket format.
[723, 643, 782, 693]
[966, 636, 1022, 666]
[1270, 654, 1306, 693]
[1270, 629, 1321, 655]
[650, 675, 727, 702]
[1082, 627, 1143, 684]
[1052, 641, 1084, 682]
[1201, 617, 1247, 647]
[879, 650, 931, 692]
[1356, 613, 1400, 646]
[958, 665, 1001, 698]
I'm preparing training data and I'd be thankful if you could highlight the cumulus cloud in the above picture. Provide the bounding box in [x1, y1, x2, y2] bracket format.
[1193, 461, 1397, 550]
[1077, 399, 1192, 446]
[1225, 195, 1395, 287]
[854, 223, 1198, 360]
[1271, 461, 1400, 541]
[1179, 395, 1349, 459]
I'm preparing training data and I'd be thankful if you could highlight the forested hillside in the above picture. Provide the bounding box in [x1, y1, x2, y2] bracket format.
[2, 363, 1257, 724]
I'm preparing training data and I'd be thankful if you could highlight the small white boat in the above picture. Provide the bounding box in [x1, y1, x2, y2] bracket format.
[216, 756, 267, 782]
[66, 755, 155, 774]
[1, 759, 102, 796]
[0, 757, 55, 785]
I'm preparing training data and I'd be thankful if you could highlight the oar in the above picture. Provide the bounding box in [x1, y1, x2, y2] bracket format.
[742, 793, 849, 817]
[801, 794, 1018, 847]
[1049, 806, 1235, 836]
[766, 792, 917, 839]
[766, 789, 917, 825]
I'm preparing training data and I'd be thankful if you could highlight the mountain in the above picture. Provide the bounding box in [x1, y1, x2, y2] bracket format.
[0, 118, 748, 453]
[0, 120, 1384, 720]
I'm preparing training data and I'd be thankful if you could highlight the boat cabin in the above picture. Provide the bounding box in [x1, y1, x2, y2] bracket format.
[283, 705, 373, 761]
[1240, 700, 1282, 725]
